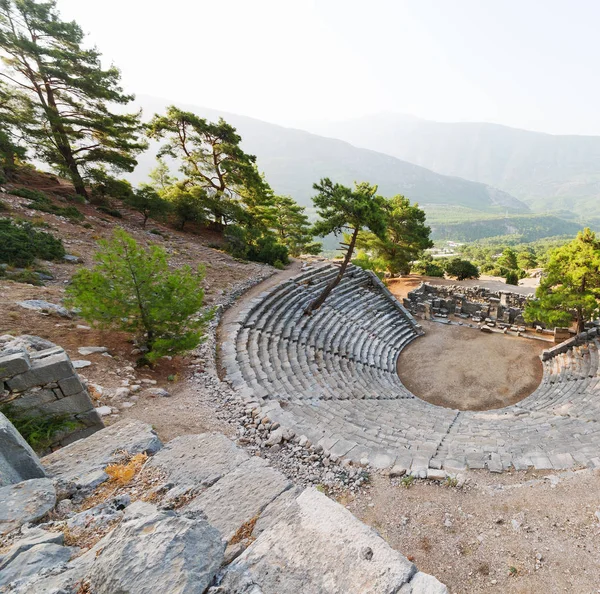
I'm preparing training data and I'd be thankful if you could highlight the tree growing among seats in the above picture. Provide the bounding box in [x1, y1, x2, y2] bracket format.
[0, 0, 146, 198]
[306, 179, 387, 314]
[524, 228, 600, 333]
[66, 229, 213, 363]
[355, 194, 432, 275]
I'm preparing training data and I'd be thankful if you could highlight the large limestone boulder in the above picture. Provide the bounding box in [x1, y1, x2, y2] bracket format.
[146, 432, 249, 492]
[87, 506, 225, 594]
[41, 419, 162, 494]
[0, 412, 46, 486]
[215, 488, 447, 594]
[0, 478, 56, 535]
[0, 543, 74, 589]
[184, 457, 292, 541]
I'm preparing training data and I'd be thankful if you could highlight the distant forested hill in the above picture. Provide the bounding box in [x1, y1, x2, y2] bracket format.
[311, 114, 600, 217]
[132, 97, 528, 215]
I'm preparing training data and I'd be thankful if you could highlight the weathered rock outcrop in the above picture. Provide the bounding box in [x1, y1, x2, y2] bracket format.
[1, 419, 446, 593]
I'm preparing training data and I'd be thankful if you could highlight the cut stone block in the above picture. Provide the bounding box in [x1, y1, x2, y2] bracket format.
[0, 351, 31, 379]
[6, 351, 75, 392]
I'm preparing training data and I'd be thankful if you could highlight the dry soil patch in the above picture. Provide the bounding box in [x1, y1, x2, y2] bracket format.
[397, 320, 545, 410]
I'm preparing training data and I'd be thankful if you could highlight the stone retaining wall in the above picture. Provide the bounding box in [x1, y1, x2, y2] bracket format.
[0, 342, 103, 450]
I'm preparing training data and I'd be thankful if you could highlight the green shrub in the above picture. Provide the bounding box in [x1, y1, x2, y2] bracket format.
[444, 258, 479, 280]
[505, 270, 519, 286]
[224, 225, 289, 267]
[9, 187, 84, 221]
[0, 200, 9, 212]
[96, 205, 123, 218]
[65, 229, 214, 362]
[0, 219, 65, 266]
[7, 269, 44, 286]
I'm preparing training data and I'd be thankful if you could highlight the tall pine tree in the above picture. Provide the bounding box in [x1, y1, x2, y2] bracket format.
[0, 0, 145, 197]
[147, 106, 268, 225]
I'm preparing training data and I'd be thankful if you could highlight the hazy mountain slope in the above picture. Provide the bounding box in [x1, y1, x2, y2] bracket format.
[131, 97, 528, 214]
[311, 114, 600, 216]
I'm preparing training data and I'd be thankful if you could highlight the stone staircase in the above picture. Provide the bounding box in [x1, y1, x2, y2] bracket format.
[222, 264, 600, 474]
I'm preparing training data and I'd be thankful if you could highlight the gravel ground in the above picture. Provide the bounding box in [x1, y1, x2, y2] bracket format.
[346, 469, 600, 594]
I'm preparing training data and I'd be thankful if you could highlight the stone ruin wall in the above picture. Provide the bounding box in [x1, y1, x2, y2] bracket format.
[0, 337, 103, 452]
[403, 282, 529, 327]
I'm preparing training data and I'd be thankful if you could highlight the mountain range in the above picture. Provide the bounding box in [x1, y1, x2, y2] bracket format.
[132, 96, 528, 216]
[129, 97, 593, 242]
[308, 114, 600, 218]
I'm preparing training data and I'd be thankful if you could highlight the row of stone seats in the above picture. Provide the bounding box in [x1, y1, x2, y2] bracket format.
[227, 264, 600, 473]
[235, 264, 420, 402]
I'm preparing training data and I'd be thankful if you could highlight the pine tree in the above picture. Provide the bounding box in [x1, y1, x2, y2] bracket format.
[147, 106, 268, 224]
[0, 78, 31, 180]
[355, 194, 432, 274]
[306, 179, 387, 314]
[65, 229, 213, 362]
[271, 195, 321, 257]
[0, 0, 146, 197]
[126, 185, 170, 228]
[525, 228, 600, 333]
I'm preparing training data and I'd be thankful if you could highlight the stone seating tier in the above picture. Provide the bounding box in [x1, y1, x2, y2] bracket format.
[224, 264, 600, 474]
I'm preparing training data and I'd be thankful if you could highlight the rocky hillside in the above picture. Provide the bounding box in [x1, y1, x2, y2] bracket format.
[0, 168, 273, 443]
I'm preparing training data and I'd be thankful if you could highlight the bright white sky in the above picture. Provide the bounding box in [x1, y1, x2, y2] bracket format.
[57, 0, 600, 135]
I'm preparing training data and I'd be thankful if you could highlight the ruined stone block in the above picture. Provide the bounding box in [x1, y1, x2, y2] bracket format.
[57, 375, 84, 397]
[0, 412, 46, 486]
[6, 351, 75, 392]
[0, 352, 31, 380]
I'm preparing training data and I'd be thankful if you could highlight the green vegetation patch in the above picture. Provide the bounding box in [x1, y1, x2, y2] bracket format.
[9, 187, 84, 221]
[1, 404, 80, 452]
[0, 218, 65, 267]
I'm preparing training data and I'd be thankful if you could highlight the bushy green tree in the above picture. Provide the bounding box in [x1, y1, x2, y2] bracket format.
[517, 250, 537, 270]
[355, 194, 432, 274]
[147, 106, 268, 224]
[224, 225, 289, 267]
[497, 248, 518, 270]
[270, 195, 321, 257]
[148, 158, 176, 194]
[307, 179, 388, 313]
[66, 229, 213, 362]
[412, 254, 445, 277]
[126, 185, 170, 228]
[444, 258, 479, 280]
[505, 270, 519, 285]
[0, 0, 146, 197]
[524, 228, 600, 333]
[164, 186, 207, 230]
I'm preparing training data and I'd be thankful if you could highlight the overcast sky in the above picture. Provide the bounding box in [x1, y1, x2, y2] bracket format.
[56, 0, 600, 135]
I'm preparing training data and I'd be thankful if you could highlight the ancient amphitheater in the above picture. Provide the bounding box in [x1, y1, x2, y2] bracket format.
[222, 263, 600, 475]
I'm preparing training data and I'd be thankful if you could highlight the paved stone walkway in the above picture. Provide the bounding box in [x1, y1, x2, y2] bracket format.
[222, 264, 600, 474]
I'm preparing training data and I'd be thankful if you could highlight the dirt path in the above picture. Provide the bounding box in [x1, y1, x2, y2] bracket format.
[397, 320, 546, 410]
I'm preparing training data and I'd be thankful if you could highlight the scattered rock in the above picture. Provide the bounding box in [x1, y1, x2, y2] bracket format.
[72, 360, 92, 369]
[77, 347, 109, 356]
[17, 300, 70, 318]
[142, 387, 171, 398]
